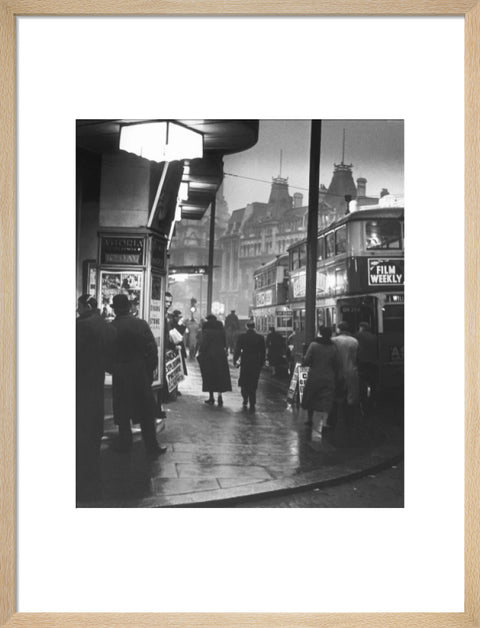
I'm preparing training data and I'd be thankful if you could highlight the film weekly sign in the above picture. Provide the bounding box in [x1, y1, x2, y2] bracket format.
[368, 259, 404, 286]
[100, 236, 144, 265]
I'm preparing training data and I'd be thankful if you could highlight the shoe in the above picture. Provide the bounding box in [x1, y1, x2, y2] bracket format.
[217, 397, 223, 407]
[249, 405, 256, 413]
[204, 399, 215, 405]
[242, 401, 248, 408]
[147, 444, 167, 456]
[176, 390, 182, 397]
[158, 410, 167, 419]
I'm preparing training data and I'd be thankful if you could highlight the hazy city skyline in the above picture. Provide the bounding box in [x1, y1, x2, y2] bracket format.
[223, 120, 404, 211]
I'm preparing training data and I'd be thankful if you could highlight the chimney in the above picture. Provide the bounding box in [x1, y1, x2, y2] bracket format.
[356, 177, 367, 198]
[380, 188, 390, 198]
[293, 192, 303, 208]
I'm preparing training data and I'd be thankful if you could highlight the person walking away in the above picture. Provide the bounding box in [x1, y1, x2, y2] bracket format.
[185, 316, 200, 359]
[110, 294, 167, 456]
[76, 295, 116, 501]
[332, 320, 360, 439]
[233, 321, 266, 412]
[301, 326, 340, 438]
[224, 309, 240, 354]
[286, 328, 305, 378]
[266, 326, 286, 376]
[355, 321, 379, 423]
[197, 314, 232, 406]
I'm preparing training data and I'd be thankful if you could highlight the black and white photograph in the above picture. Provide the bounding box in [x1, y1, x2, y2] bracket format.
[76, 119, 404, 508]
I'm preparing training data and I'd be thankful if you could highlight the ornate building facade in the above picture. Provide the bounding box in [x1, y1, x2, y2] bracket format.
[218, 160, 385, 317]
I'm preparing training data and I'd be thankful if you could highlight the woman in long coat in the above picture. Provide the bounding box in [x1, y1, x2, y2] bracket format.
[301, 325, 340, 432]
[197, 314, 232, 406]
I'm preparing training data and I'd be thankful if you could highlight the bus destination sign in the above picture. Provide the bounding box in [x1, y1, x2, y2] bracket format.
[368, 259, 404, 286]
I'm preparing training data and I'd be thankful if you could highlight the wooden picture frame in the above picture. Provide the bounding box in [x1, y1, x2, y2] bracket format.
[1, 3, 478, 627]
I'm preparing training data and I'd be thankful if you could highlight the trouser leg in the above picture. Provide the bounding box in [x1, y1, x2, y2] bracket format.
[118, 417, 133, 451]
[248, 387, 256, 408]
[140, 416, 160, 453]
[240, 387, 248, 404]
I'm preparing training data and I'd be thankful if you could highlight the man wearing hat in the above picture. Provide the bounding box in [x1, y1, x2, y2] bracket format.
[76, 294, 116, 500]
[110, 293, 167, 455]
[225, 309, 240, 355]
[233, 320, 265, 412]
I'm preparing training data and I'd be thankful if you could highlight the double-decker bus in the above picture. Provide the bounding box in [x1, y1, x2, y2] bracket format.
[287, 203, 404, 390]
[251, 254, 293, 338]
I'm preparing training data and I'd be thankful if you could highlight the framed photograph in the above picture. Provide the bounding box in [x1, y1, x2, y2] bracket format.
[2, 3, 478, 627]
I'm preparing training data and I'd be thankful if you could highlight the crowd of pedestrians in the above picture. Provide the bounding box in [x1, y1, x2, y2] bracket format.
[77, 287, 379, 501]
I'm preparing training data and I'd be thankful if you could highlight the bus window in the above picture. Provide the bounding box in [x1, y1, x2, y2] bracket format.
[325, 232, 335, 258]
[316, 308, 325, 330]
[325, 308, 332, 329]
[335, 226, 347, 254]
[383, 304, 404, 333]
[366, 220, 402, 250]
[317, 237, 325, 260]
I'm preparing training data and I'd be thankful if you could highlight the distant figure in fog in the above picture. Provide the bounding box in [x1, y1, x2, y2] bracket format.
[332, 321, 360, 437]
[233, 321, 265, 412]
[197, 314, 232, 406]
[301, 326, 340, 435]
[185, 317, 200, 359]
[76, 295, 116, 501]
[266, 326, 285, 376]
[224, 309, 240, 354]
[110, 294, 167, 456]
[286, 329, 305, 378]
[355, 321, 379, 417]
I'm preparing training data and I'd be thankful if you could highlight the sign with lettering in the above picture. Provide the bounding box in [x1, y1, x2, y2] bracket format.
[165, 348, 184, 393]
[151, 236, 166, 270]
[298, 366, 309, 403]
[368, 259, 404, 286]
[255, 289, 273, 306]
[100, 236, 144, 265]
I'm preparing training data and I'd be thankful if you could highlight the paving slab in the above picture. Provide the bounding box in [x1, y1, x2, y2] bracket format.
[79, 361, 404, 508]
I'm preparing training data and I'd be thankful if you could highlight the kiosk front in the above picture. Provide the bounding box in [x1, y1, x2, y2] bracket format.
[97, 229, 168, 389]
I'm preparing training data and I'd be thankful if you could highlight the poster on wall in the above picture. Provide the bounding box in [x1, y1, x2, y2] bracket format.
[99, 271, 143, 320]
[149, 273, 163, 386]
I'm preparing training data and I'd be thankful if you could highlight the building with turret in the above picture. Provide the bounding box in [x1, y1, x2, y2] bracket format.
[218, 160, 387, 317]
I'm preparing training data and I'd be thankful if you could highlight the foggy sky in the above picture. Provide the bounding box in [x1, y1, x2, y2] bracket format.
[223, 120, 404, 212]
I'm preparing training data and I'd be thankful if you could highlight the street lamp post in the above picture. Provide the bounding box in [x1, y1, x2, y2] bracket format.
[304, 120, 322, 350]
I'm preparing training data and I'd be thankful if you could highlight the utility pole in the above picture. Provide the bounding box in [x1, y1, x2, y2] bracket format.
[206, 196, 216, 315]
[304, 120, 322, 348]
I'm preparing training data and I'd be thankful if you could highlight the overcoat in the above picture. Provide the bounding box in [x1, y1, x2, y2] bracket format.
[332, 332, 360, 405]
[76, 310, 116, 440]
[197, 321, 232, 393]
[233, 329, 266, 390]
[111, 313, 159, 425]
[266, 330, 285, 367]
[301, 339, 340, 413]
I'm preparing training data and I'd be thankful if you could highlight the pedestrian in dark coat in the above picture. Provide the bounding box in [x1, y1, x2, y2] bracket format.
[301, 326, 340, 433]
[76, 295, 116, 501]
[355, 321, 379, 414]
[266, 326, 286, 375]
[197, 314, 232, 406]
[110, 294, 166, 456]
[233, 321, 265, 412]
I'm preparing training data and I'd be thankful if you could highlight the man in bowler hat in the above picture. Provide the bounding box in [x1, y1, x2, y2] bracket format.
[110, 294, 167, 456]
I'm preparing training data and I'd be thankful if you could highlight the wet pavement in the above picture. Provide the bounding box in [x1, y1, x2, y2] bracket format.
[78, 359, 404, 508]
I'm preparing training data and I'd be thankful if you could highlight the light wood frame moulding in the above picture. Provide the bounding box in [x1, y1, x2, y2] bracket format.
[1, 2, 478, 627]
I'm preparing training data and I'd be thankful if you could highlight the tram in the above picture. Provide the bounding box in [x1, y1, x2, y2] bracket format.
[251, 254, 293, 338]
[287, 203, 404, 390]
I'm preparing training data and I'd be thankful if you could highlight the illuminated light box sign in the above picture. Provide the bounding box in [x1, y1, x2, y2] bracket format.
[368, 259, 404, 286]
[100, 237, 144, 265]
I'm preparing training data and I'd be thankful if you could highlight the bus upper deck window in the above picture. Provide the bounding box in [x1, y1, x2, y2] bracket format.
[325, 232, 335, 257]
[366, 220, 402, 250]
[317, 237, 325, 260]
[335, 226, 347, 254]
